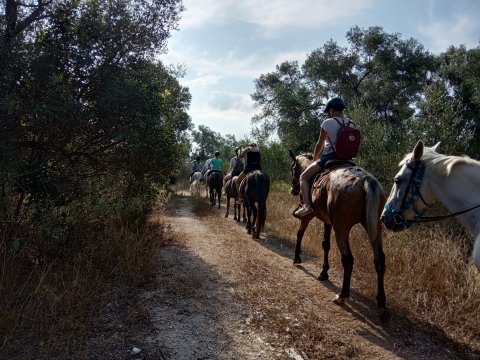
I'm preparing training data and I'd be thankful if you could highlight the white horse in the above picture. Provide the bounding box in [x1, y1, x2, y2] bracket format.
[381, 140, 480, 270]
[190, 171, 203, 197]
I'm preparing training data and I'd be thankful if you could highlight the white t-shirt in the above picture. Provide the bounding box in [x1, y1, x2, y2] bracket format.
[203, 158, 213, 171]
[320, 116, 354, 154]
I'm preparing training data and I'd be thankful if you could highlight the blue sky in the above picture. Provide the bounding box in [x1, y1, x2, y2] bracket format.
[160, 0, 480, 140]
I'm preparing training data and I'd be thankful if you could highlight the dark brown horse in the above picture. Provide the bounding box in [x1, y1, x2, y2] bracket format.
[240, 170, 270, 239]
[224, 176, 246, 221]
[207, 171, 223, 208]
[289, 150, 387, 309]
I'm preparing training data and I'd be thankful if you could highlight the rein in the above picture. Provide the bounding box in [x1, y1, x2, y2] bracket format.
[409, 203, 480, 223]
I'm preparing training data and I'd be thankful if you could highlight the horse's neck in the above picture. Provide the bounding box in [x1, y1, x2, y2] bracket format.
[430, 164, 480, 234]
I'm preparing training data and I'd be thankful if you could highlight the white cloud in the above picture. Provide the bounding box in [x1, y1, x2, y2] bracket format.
[188, 100, 256, 138]
[207, 91, 255, 112]
[180, 0, 374, 29]
[419, 13, 479, 53]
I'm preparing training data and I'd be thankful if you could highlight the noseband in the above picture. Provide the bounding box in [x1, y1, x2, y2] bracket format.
[384, 160, 431, 227]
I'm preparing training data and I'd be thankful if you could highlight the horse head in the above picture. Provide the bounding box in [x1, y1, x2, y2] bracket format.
[288, 150, 313, 196]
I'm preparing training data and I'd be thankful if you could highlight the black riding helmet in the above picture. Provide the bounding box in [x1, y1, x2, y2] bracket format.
[214, 151, 220, 157]
[324, 97, 346, 113]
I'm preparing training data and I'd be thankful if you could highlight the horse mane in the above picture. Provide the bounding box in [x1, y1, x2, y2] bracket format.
[400, 146, 480, 177]
[297, 153, 314, 169]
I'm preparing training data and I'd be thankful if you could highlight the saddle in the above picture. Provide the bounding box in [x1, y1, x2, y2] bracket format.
[313, 159, 356, 189]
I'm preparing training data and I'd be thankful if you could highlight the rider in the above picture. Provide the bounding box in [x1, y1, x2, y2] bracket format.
[205, 151, 223, 178]
[189, 156, 202, 183]
[294, 96, 354, 217]
[235, 143, 262, 204]
[223, 147, 245, 185]
[202, 153, 213, 181]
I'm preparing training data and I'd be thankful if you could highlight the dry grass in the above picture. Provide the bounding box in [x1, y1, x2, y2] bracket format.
[266, 188, 480, 351]
[0, 205, 170, 359]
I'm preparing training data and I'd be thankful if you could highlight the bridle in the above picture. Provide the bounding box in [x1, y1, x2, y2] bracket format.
[383, 160, 430, 228]
[290, 160, 301, 196]
[384, 160, 480, 227]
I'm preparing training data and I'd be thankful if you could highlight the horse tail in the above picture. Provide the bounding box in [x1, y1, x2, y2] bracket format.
[364, 176, 384, 241]
[255, 173, 270, 234]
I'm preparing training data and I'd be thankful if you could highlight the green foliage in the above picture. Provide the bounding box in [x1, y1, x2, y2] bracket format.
[250, 26, 480, 192]
[0, 0, 189, 255]
[415, 45, 480, 158]
[260, 141, 291, 182]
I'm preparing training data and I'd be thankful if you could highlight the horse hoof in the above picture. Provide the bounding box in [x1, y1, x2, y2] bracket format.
[293, 258, 302, 264]
[318, 272, 329, 281]
[247, 229, 251, 234]
[333, 295, 345, 305]
[378, 308, 391, 325]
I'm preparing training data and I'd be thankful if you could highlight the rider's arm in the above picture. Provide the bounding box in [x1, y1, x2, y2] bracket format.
[239, 147, 248, 158]
[313, 128, 327, 160]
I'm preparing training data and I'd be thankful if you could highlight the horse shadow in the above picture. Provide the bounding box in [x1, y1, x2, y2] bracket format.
[256, 232, 480, 359]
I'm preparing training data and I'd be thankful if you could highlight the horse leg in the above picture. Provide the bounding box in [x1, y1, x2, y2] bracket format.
[251, 202, 258, 238]
[225, 193, 230, 218]
[333, 227, 354, 305]
[371, 238, 386, 308]
[293, 214, 315, 264]
[473, 234, 480, 271]
[217, 187, 222, 209]
[319, 223, 332, 280]
[245, 202, 252, 234]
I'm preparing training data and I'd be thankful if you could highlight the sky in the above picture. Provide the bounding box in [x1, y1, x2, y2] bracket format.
[160, 0, 480, 141]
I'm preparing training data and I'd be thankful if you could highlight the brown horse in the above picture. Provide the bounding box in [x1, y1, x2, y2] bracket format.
[240, 170, 270, 239]
[289, 150, 387, 309]
[224, 176, 246, 222]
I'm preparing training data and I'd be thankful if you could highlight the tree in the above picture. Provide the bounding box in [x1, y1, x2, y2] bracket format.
[414, 45, 480, 157]
[252, 26, 437, 151]
[0, 0, 189, 235]
[191, 125, 225, 161]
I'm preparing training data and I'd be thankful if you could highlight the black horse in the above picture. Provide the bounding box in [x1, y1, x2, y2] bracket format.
[208, 171, 223, 208]
[241, 171, 270, 239]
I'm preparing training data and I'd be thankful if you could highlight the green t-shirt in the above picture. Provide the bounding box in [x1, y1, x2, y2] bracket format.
[210, 157, 223, 171]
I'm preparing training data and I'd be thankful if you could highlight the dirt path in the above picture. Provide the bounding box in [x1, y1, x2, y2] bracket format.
[137, 194, 478, 360]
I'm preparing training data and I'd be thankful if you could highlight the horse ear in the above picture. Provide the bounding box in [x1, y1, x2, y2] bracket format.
[431, 142, 441, 153]
[413, 140, 424, 161]
[288, 149, 296, 161]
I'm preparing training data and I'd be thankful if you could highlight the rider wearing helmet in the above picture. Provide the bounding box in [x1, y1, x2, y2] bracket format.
[223, 146, 245, 185]
[205, 151, 223, 178]
[294, 96, 354, 217]
[189, 156, 202, 183]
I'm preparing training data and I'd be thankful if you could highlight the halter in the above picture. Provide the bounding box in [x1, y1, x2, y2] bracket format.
[384, 160, 480, 226]
[383, 160, 430, 228]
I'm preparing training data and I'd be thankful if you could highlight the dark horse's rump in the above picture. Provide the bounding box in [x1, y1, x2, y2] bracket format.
[208, 171, 223, 208]
[243, 171, 270, 239]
